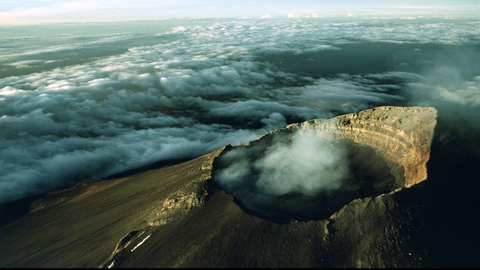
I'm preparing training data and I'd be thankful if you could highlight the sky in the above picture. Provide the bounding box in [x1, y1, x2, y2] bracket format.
[1, 0, 480, 24]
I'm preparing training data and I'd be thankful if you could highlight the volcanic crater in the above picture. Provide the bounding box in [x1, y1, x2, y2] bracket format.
[212, 106, 437, 222]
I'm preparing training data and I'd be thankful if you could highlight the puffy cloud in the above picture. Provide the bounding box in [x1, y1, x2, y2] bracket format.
[209, 100, 322, 121]
[1, 18, 480, 205]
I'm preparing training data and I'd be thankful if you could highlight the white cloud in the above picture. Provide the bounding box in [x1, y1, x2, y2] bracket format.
[1, 18, 480, 205]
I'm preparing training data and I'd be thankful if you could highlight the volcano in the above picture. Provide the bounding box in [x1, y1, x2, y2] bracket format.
[1, 105, 479, 268]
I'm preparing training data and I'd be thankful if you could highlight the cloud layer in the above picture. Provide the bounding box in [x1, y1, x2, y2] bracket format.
[1, 18, 480, 205]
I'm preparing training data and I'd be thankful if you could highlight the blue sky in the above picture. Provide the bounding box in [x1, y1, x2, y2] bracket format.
[1, 0, 479, 24]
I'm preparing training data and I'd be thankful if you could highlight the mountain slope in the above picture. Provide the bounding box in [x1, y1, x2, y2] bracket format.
[3, 105, 478, 268]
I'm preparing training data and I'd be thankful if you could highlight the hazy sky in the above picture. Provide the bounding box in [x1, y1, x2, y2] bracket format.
[1, 0, 479, 24]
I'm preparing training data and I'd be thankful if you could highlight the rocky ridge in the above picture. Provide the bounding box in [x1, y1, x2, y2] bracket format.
[246, 106, 437, 189]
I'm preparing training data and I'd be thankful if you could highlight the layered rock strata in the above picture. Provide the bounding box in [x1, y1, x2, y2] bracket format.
[299, 106, 436, 188]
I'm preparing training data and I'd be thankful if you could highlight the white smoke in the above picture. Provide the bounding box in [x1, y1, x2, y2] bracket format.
[213, 131, 352, 221]
[214, 131, 350, 198]
[254, 132, 349, 196]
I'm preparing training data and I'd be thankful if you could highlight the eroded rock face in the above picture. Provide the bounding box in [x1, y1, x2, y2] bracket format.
[291, 106, 437, 188]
